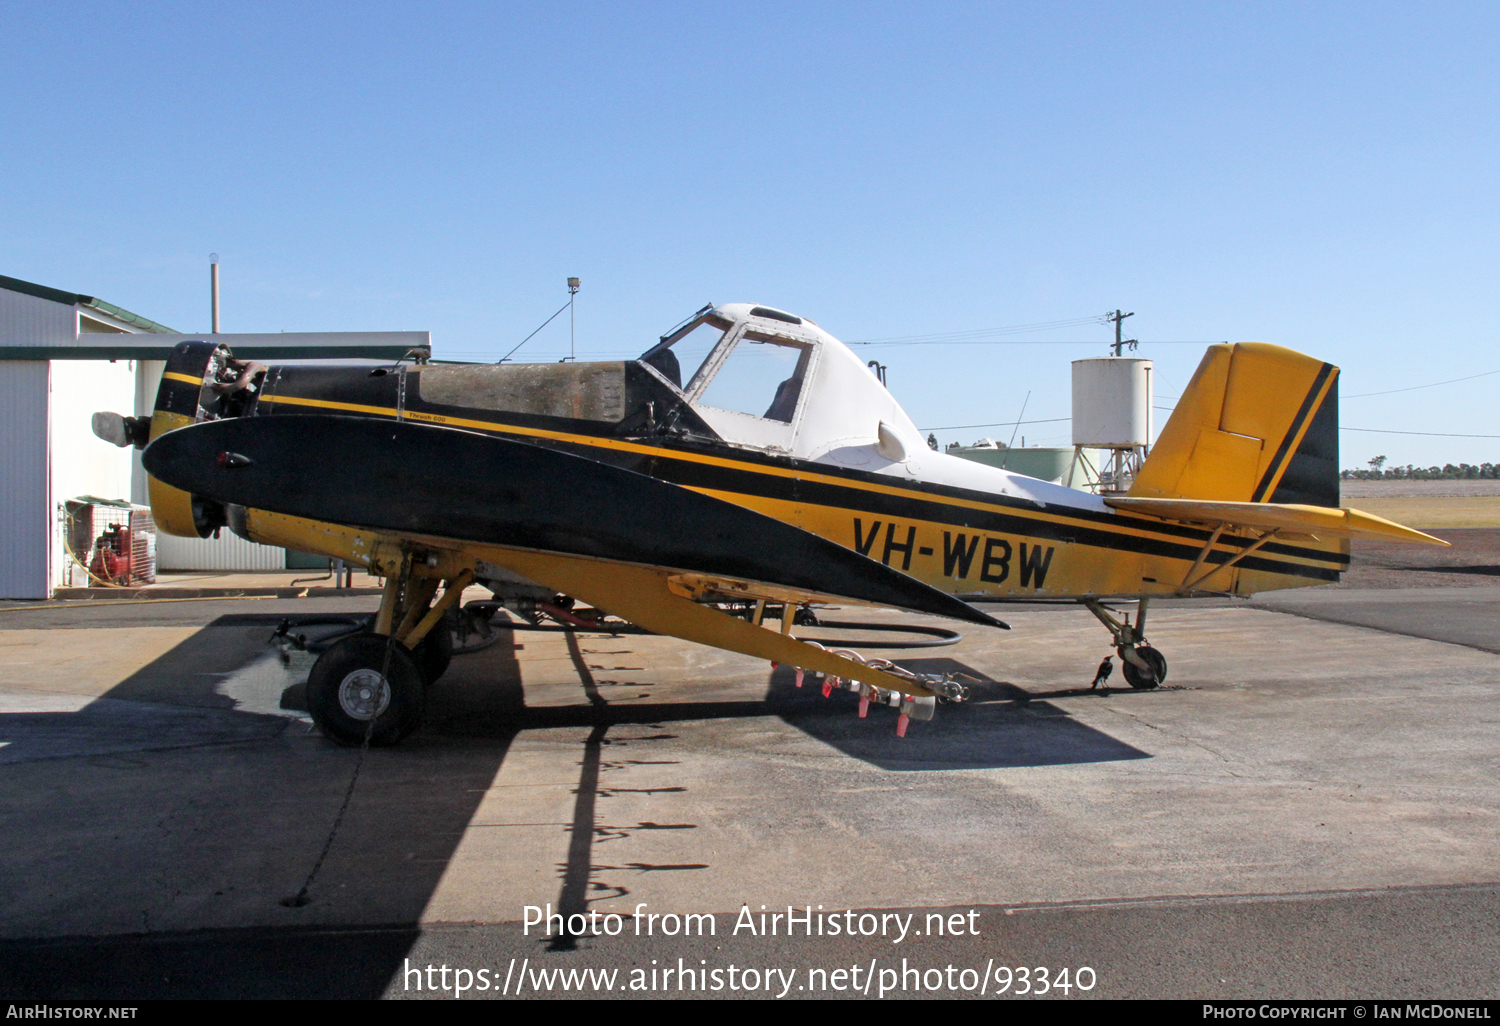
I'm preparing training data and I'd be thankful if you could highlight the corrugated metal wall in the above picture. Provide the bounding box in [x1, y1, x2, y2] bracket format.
[0, 288, 75, 349]
[155, 532, 288, 571]
[0, 362, 52, 598]
[1, 290, 73, 596]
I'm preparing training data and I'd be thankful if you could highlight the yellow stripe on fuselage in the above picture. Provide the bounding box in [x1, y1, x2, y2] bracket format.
[255, 393, 1156, 537]
[253, 392, 1342, 596]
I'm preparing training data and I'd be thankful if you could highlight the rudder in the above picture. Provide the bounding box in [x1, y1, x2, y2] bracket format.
[1131, 343, 1339, 507]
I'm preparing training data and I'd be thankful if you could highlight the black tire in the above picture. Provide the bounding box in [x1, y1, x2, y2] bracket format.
[307, 634, 425, 746]
[1120, 645, 1167, 690]
[335, 608, 453, 685]
[412, 615, 454, 685]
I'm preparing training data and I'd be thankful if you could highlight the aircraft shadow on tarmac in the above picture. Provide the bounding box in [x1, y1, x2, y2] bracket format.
[0, 613, 1144, 998]
[0, 617, 298, 765]
[410, 632, 1151, 772]
[0, 613, 523, 998]
[1408, 564, 1500, 577]
[765, 657, 1151, 771]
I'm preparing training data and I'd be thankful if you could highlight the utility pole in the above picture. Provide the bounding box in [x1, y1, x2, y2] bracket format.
[567, 277, 580, 361]
[1107, 309, 1134, 356]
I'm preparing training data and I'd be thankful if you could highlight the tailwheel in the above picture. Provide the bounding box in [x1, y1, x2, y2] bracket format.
[1120, 645, 1167, 690]
[307, 634, 425, 746]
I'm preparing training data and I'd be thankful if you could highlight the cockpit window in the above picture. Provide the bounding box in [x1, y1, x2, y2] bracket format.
[695, 332, 811, 423]
[639, 316, 730, 391]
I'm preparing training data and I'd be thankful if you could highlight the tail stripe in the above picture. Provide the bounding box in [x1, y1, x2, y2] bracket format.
[1249, 361, 1336, 503]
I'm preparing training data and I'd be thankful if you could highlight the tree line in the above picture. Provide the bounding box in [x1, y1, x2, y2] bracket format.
[1341, 456, 1500, 480]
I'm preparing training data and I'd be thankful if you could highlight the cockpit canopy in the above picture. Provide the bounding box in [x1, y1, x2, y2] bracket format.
[638, 303, 920, 462]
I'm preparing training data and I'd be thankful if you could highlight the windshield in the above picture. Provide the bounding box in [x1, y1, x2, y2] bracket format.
[639, 314, 732, 391]
[696, 333, 811, 423]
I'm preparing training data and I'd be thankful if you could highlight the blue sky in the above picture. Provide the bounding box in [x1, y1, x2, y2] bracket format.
[4, 1, 1499, 467]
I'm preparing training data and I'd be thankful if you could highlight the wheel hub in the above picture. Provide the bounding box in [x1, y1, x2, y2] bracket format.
[338, 668, 391, 720]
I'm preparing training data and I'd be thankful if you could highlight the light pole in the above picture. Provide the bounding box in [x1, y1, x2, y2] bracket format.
[567, 277, 580, 361]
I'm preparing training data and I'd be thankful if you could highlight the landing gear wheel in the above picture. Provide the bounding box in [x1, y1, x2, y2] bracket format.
[307, 634, 425, 746]
[412, 613, 454, 685]
[1120, 646, 1167, 690]
[346, 609, 453, 686]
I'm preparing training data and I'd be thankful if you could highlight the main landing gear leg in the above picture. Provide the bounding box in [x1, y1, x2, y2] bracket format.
[398, 569, 473, 685]
[1082, 596, 1168, 690]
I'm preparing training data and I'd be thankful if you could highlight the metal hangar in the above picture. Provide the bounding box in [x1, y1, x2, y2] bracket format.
[0, 273, 427, 598]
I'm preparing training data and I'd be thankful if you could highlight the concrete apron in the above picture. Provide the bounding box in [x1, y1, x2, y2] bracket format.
[0, 599, 1498, 941]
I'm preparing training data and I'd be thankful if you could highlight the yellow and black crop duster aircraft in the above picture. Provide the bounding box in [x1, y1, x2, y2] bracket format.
[95, 302, 1444, 746]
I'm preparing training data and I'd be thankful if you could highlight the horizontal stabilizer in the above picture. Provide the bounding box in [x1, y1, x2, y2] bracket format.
[144, 414, 1007, 628]
[1105, 497, 1449, 546]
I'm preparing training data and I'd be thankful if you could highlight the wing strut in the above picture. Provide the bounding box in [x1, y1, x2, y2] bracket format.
[1177, 525, 1282, 594]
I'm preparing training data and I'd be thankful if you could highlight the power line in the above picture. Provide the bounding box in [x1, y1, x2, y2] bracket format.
[846, 314, 1111, 345]
[1344, 368, 1500, 399]
[936, 414, 1500, 439]
[1151, 410, 1498, 439]
[448, 335, 1219, 360]
[919, 416, 1070, 431]
[1342, 427, 1500, 438]
[850, 337, 1214, 348]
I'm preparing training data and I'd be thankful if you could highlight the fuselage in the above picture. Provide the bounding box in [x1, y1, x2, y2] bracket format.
[145, 304, 1346, 600]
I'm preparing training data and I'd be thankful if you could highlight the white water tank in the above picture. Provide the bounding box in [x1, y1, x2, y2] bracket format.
[1072, 357, 1153, 448]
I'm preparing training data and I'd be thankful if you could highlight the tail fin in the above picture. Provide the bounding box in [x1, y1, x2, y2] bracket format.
[1131, 343, 1338, 506]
